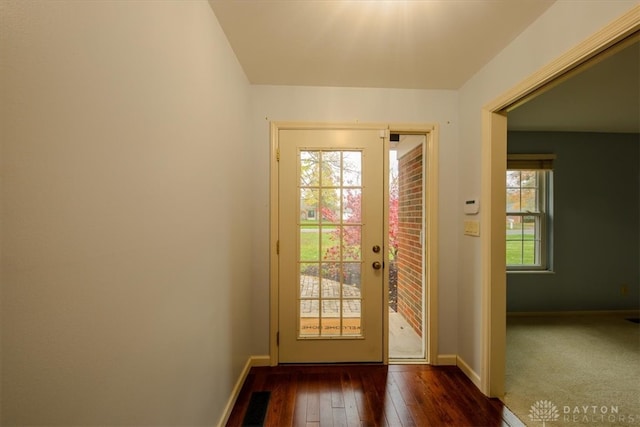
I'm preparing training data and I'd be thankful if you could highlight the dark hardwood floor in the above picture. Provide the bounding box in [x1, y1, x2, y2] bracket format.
[226, 364, 522, 427]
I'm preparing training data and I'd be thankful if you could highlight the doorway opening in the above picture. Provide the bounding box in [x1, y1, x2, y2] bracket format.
[269, 122, 438, 366]
[481, 11, 638, 396]
[388, 134, 427, 361]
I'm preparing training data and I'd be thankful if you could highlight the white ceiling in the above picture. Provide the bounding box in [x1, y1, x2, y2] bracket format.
[208, 0, 555, 89]
[208, 1, 639, 133]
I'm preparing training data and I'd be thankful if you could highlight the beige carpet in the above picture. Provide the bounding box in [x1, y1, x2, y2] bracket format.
[505, 313, 640, 426]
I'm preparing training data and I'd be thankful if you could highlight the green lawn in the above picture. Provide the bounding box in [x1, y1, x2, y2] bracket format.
[506, 231, 536, 265]
[299, 227, 363, 262]
[506, 241, 536, 264]
[298, 227, 536, 265]
[299, 228, 338, 261]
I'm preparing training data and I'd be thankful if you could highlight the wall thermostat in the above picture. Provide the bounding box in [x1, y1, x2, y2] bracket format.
[464, 199, 479, 215]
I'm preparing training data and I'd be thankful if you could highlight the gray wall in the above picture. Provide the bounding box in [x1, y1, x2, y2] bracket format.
[507, 131, 639, 312]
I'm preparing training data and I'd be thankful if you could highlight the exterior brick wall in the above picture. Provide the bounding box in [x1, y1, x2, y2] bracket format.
[396, 145, 423, 337]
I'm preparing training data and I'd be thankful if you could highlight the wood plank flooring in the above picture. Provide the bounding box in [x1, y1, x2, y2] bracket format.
[226, 364, 520, 427]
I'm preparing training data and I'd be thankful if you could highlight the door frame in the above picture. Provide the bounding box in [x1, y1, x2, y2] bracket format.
[270, 122, 439, 365]
[480, 7, 639, 397]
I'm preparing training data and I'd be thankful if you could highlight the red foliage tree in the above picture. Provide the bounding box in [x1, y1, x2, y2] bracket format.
[389, 193, 399, 259]
[322, 189, 399, 263]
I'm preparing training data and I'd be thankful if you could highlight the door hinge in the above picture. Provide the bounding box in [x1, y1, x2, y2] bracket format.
[276, 331, 279, 346]
[276, 240, 279, 254]
[276, 148, 280, 162]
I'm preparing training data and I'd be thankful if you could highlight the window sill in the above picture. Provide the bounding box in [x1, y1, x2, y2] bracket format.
[507, 270, 555, 275]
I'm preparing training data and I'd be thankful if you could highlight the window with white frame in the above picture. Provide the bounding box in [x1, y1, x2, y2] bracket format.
[506, 154, 554, 270]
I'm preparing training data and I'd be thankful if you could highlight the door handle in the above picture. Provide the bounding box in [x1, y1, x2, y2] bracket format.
[372, 261, 382, 270]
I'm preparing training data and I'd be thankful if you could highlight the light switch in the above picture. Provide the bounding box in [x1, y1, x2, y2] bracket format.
[464, 220, 480, 237]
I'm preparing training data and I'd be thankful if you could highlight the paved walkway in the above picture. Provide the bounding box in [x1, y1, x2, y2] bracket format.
[299, 275, 423, 356]
[299, 275, 361, 317]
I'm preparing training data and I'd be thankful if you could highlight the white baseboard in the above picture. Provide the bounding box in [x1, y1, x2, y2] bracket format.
[436, 354, 482, 393]
[250, 355, 271, 367]
[217, 355, 271, 427]
[435, 354, 457, 365]
[456, 355, 482, 391]
[507, 309, 640, 317]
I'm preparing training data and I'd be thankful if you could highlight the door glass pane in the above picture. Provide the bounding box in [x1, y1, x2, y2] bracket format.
[343, 189, 361, 223]
[300, 300, 319, 336]
[321, 263, 340, 297]
[342, 302, 361, 335]
[342, 263, 361, 297]
[321, 189, 341, 223]
[298, 150, 363, 338]
[342, 151, 362, 186]
[322, 227, 340, 261]
[321, 300, 341, 336]
[321, 152, 340, 186]
[300, 265, 319, 297]
[300, 225, 320, 261]
[300, 188, 319, 221]
[300, 151, 319, 187]
[342, 226, 361, 261]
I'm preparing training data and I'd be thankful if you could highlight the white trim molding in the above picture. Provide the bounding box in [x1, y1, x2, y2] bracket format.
[481, 5, 640, 399]
[217, 355, 271, 427]
[435, 354, 457, 366]
[456, 355, 482, 391]
[507, 310, 640, 318]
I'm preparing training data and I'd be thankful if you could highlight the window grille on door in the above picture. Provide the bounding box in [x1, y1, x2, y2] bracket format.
[298, 150, 364, 338]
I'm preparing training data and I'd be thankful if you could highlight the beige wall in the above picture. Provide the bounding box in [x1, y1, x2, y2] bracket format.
[249, 86, 461, 356]
[0, 1, 252, 425]
[457, 0, 639, 379]
[3, 1, 637, 424]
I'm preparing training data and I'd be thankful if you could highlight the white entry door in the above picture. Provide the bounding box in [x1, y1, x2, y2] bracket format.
[278, 128, 385, 363]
